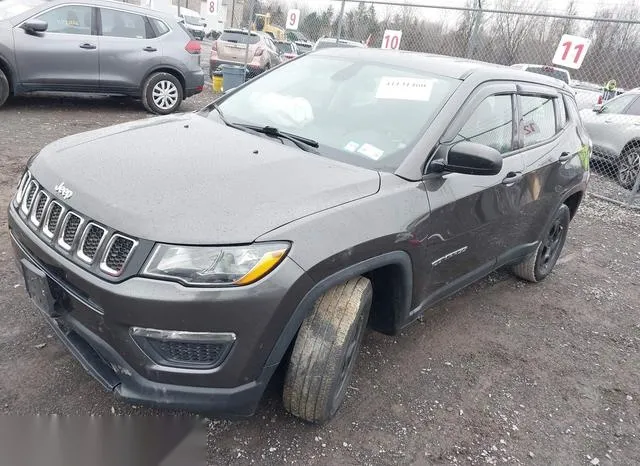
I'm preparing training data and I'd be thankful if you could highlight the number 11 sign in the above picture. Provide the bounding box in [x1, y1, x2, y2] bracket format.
[552, 34, 591, 69]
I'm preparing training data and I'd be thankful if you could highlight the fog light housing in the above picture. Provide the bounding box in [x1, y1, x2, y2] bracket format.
[130, 327, 236, 370]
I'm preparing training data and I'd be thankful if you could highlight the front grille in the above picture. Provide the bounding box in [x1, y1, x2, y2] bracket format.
[30, 191, 50, 226]
[62, 213, 82, 247]
[148, 340, 228, 366]
[14, 171, 140, 279]
[21, 181, 38, 215]
[44, 202, 64, 239]
[101, 235, 136, 275]
[78, 224, 106, 263]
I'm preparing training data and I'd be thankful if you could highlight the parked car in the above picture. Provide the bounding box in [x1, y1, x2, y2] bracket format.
[9, 48, 589, 424]
[286, 29, 313, 50]
[294, 41, 313, 54]
[313, 37, 365, 50]
[210, 28, 282, 78]
[274, 40, 299, 61]
[511, 64, 571, 85]
[0, 0, 204, 114]
[580, 90, 640, 189]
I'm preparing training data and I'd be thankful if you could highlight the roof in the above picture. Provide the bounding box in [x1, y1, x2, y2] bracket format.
[313, 48, 573, 91]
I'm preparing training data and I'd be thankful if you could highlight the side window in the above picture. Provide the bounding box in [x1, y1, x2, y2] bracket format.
[520, 96, 556, 147]
[455, 95, 514, 154]
[150, 18, 170, 37]
[601, 94, 635, 114]
[623, 96, 640, 116]
[557, 96, 567, 129]
[100, 9, 147, 39]
[35, 6, 93, 35]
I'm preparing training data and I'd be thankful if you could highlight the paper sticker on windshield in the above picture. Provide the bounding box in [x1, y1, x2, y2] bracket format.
[376, 77, 435, 101]
[344, 141, 360, 152]
[357, 143, 384, 160]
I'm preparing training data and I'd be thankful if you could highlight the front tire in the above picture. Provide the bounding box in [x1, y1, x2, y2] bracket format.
[0, 69, 10, 108]
[512, 204, 571, 283]
[616, 148, 640, 190]
[141, 72, 183, 115]
[283, 276, 372, 423]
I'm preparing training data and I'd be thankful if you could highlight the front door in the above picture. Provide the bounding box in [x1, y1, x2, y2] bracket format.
[419, 84, 527, 307]
[13, 5, 99, 91]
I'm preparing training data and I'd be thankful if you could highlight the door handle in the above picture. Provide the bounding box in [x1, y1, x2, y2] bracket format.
[79, 43, 96, 50]
[502, 172, 523, 185]
[559, 151, 573, 162]
[143, 46, 157, 52]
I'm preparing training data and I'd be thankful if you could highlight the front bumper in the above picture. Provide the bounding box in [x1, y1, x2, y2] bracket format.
[8, 205, 314, 415]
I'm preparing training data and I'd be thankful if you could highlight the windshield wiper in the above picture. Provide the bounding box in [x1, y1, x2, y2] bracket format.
[211, 105, 319, 154]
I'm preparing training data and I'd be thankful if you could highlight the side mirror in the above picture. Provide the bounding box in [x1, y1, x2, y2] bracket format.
[593, 103, 604, 113]
[430, 141, 503, 176]
[22, 19, 48, 33]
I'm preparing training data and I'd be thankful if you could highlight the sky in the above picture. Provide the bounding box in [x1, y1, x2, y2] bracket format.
[282, 0, 638, 19]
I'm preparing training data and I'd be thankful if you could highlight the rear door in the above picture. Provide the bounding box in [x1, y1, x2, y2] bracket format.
[514, 84, 587, 249]
[97, 7, 162, 93]
[13, 4, 99, 91]
[421, 83, 527, 304]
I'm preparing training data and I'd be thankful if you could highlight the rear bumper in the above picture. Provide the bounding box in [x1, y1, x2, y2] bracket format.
[209, 59, 264, 78]
[184, 69, 205, 98]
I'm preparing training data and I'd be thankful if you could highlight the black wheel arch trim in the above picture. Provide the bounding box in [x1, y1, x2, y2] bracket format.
[262, 250, 413, 370]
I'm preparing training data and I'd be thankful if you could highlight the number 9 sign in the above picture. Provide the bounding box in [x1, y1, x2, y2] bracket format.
[286, 9, 300, 30]
[381, 29, 402, 50]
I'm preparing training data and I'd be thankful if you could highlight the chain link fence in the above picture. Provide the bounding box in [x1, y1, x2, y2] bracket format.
[217, 0, 640, 208]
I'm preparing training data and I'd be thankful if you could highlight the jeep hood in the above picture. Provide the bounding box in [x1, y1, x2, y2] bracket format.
[28, 113, 380, 244]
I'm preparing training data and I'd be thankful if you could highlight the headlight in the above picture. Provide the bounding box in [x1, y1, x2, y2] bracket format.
[141, 242, 290, 286]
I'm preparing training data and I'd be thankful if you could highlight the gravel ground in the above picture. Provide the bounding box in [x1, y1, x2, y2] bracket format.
[0, 65, 639, 465]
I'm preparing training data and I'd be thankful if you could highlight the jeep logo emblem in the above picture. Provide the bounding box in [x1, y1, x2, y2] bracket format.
[54, 182, 74, 200]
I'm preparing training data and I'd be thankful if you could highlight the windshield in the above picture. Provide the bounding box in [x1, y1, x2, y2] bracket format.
[0, 0, 45, 20]
[183, 15, 200, 25]
[525, 66, 570, 84]
[207, 54, 459, 170]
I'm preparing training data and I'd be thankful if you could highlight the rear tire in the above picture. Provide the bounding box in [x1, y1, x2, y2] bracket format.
[141, 72, 183, 115]
[512, 204, 571, 283]
[283, 276, 372, 423]
[0, 69, 10, 108]
[616, 148, 640, 190]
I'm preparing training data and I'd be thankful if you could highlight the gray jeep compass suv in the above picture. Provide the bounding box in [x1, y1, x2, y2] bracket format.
[8, 48, 591, 423]
[0, 0, 204, 114]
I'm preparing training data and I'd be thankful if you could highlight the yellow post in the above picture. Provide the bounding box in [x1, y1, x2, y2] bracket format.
[212, 73, 223, 93]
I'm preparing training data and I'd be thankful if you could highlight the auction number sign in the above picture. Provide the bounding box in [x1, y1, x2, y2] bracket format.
[552, 34, 591, 69]
[381, 29, 402, 50]
[209, 1, 215, 13]
[286, 9, 300, 30]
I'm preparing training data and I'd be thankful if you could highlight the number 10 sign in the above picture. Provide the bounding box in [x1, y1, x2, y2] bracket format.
[552, 34, 591, 69]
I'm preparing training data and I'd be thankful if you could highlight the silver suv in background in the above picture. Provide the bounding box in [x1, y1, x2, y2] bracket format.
[0, 0, 205, 114]
[210, 29, 282, 78]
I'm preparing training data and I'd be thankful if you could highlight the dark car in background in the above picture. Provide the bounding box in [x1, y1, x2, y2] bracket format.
[274, 40, 299, 61]
[0, 0, 204, 114]
[313, 37, 365, 50]
[9, 48, 589, 424]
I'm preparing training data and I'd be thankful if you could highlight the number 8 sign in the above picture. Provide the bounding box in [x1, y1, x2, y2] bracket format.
[381, 30, 402, 50]
[552, 34, 591, 69]
[286, 9, 300, 30]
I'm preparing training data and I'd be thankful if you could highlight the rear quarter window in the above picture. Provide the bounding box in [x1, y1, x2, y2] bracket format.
[150, 18, 170, 37]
